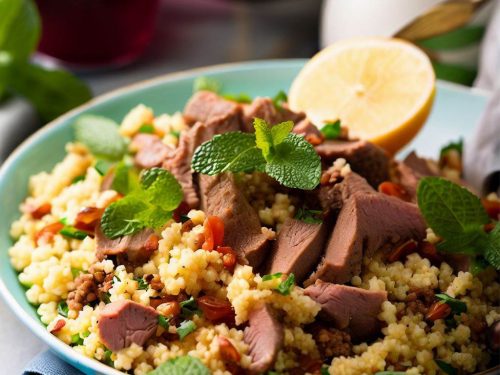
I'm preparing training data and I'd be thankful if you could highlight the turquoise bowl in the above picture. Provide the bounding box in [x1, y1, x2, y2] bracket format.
[0, 60, 491, 374]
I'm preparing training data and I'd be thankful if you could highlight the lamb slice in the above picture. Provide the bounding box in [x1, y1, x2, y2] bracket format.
[199, 173, 269, 268]
[244, 304, 284, 373]
[304, 280, 387, 341]
[265, 218, 328, 283]
[131, 134, 173, 169]
[98, 300, 158, 351]
[315, 140, 389, 187]
[318, 172, 376, 216]
[306, 190, 426, 285]
[95, 223, 157, 264]
[395, 151, 440, 201]
[292, 118, 322, 138]
[184, 90, 242, 126]
[242, 97, 306, 132]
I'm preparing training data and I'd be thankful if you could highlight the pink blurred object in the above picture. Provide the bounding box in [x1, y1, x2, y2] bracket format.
[35, 0, 160, 68]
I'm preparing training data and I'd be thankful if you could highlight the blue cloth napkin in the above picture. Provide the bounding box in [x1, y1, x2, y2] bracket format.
[23, 351, 84, 375]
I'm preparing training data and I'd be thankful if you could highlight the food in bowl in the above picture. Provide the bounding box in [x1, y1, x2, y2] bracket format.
[7, 88, 499, 374]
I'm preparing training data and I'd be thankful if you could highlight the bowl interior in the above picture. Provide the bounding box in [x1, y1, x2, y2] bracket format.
[0, 60, 491, 374]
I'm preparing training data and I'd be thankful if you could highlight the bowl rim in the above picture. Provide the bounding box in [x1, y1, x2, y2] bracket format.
[0, 58, 494, 375]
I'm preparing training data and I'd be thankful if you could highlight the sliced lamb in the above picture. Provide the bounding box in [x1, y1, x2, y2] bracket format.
[131, 134, 173, 169]
[98, 300, 158, 351]
[198, 173, 269, 268]
[305, 280, 387, 341]
[315, 140, 389, 187]
[184, 90, 242, 126]
[292, 118, 322, 138]
[95, 223, 158, 264]
[244, 304, 284, 373]
[265, 218, 327, 283]
[307, 174, 426, 285]
[242, 97, 306, 132]
[395, 151, 440, 201]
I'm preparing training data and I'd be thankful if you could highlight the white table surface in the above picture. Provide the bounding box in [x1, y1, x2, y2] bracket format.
[0, 1, 321, 373]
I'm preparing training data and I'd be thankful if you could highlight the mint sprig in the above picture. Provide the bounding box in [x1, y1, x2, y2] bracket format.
[417, 177, 499, 270]
[321, 120, 341, 140]
[101, 168, 182, 239]
[191, 119, 321, 190]
[74, 115, 127, 160]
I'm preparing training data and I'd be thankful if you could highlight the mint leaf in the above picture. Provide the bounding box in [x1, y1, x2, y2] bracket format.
[276, 273, 295, 295]
[272, 90, 288, 111]
[177, 320, 196, 341]
[136, 206, 172, 230]
[111, 162, 140, 195]
[141, 168, 183, 211]
[74, 115, 126, 160]
[254, 118, 274, 159]
[417, 177, 489, 239]
[437, 231, 488, 255]
[266, 133, 321, 190]
[149, 356, 210, 375]
[271, 121, 294, 145]
[101, 196, 148, 238]
[435, 360, 457, 375]
[192, 132, 266, 175]
[222, 92, 252, 103]
[0, 0, 40, 60]
[435, 293, 467, 315]
[296, 208, 322, 224]
[321, 120, 341, 140]
[469, 257, 489, 275]
[484, 223, 500, 269]
[440, 138, 463, 159]
[193, 76, 221, 93]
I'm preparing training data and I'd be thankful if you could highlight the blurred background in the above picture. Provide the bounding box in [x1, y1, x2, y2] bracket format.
[0, 0, 498, 160]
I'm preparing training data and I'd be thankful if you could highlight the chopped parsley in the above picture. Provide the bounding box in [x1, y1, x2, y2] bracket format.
[57, 301, 69, 318]
[103, 349, 113, 366]
[59, 226, 88, 240]
[70, 331, 89, 346]
[192, 119, 321, 190]
[134, 277, 148, 290]
[262, 272, 283, 282]
[177, 320, 197, 341]
[179, 296, 201, 318]
[435, 359, 457, 375]
[71, 268, 82, 278]
[222, 92, 252, 104]
[276, 273, 295, 295]
[138, 124, 155, 134]
[158, 315, 169, 329]
[170, 130, 181, 139]
[272, 90, 288, 111]
[321, 120, 342, 140]
[295, 208, 323, 224]
[71, 175, 85, 184]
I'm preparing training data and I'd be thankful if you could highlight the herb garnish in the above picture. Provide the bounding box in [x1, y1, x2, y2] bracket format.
[94, 160, 113, 176]
[435, 293, 467, 315]
[417, 177, 500, 270]
[439, 138, 463, 159]
[111, 161, 139, 195]
[180, 297, 201, 318]
[222, 93, 252, 104]
[177, 320, 197, 341]
[70, 331, 89, 346]
[138, 124, 155, 134]
[321, 120, 342, 140]
[193, 76, 252, 104]
[272, 90, 288, 111]
[71, 268, 81, 278]
[59, 225, 88, 240]
[149, 355, 210, 375]
[101, 167, 183, 238]
[57, 301, 69, 318]
[134, 277, 148, 290]
[261, 272, 296, 295]
[158, 315, 169, 329]
[295, 208, 323, 224]
[192, 119, 321, 190]
[71, 175, 85, 184]
[103, 348, 113, 366]
[435, 359, 457, 375]
[74, 115, 127, 160]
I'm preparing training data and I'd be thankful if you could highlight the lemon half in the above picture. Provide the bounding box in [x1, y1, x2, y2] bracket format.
[288, 38, 436, 154]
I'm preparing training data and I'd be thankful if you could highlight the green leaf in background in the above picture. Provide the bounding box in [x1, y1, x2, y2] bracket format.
[193, 76, 221, 93]
[148, 356, 210, 375]
[321, 120, 342, 140]
[419, 25, 485, 51]
[9, 62, 92, 122]
[74, 115, 126, 160]
[484, 223, 500, 269]
[272, 90, 288, 111]
[295, 208, 322, 224]
[100, 196, 148, 238]
[440, 138, 463, 159]
[0, 51, 12, 99]
[192, 132, 266, 175]
[221, 92, 252, 103]
[111, 162, 140, 195]
[0, 0, 40, 60]
[265, 133, 321, 190]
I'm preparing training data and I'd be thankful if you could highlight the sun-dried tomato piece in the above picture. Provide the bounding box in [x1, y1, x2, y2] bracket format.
[305, 133, 324, 146]
[216, 246, 237, 272]
[218, 336, 241, 363]
[482, 199, 500, 220]
[50, 319, 66, 333]
[378, 181, 411, 202]
[197, 295, 235, 325]
[35, 222, 64, 245]
[418, 242, 443, 265]
[426, 301, 451, 321]
[202, 216, 224, 251]
[29, 203, 52, 219]
[386, 240, 418, 263]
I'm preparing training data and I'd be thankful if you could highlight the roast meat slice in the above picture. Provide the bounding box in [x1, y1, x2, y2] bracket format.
[131, 134, 173, 169]
[244, 304, 284, 373]
[395, 151, 440, 201]
[315, 140, 389, 187]
[265, 218, 327, 283]
[307, 177, 426, 285]
[184, 90, 242, 126]
[305, 280, 387, 341]
[98, 300, 158, 351]
[242, 97, 306, 132]
[199, 173, 269, 268]
[95, 224, 157, 264]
